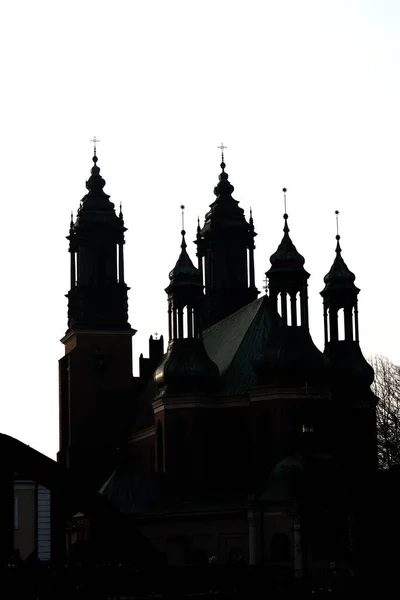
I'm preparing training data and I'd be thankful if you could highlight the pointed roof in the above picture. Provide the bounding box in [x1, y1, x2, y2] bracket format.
[168, 230, 202, 288]
[322, 235, 359, 293]
[74, 152, 119, 230]
[200, 159, 249, 234]
[267, 213, 308, 276]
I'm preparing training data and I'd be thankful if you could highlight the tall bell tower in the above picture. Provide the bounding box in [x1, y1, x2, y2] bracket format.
[196, 147, 259, 328]
[58, 143, 136, 487]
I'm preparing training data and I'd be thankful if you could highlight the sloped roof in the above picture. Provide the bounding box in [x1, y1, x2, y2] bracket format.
[130, 295, 276, 436]
[99, 469, 162, 514]
[203, 295, 275, 396]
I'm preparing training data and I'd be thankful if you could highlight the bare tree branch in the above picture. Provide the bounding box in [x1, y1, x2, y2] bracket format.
[370, 355, 400, 470]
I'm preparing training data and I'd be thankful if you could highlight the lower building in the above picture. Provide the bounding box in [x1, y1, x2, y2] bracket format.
[13, 475, 51, 562]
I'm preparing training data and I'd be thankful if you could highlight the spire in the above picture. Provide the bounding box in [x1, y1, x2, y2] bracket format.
[154, 216, 219, 397]
[322, 211, 357, 291]
[195, 146, 259, 326]
[255, 189, 328, 387]
[168, 208, 202, 287]
[268, 189, 307, 275]
[66, 143, 129, 331]
[320, 211, 373, 388]
[213, 145, 236, 203]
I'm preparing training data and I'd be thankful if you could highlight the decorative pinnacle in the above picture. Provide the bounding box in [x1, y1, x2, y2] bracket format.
[180, 205, 187, 249]
[180, 204, 185, 231]
[90, 136, 100, 159]
[283, 187, 287, 216]
[335, 209, 340, 240]
[282, 188, 289, 233]
[217, 143, 227, 165]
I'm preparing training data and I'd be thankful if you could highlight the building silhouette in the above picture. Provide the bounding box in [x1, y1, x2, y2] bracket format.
[58, 149, 377, 581]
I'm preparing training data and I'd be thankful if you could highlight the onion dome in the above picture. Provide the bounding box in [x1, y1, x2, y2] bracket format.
[253, 326, 330, 386]
[154, 338, 219, 396]
[74, 153, 119, 227]
[324, 341, 374, 388]
[154, 228, 219, 397]
[200, 159, 249, 233]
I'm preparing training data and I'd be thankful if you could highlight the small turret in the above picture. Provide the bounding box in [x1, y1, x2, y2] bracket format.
[155, 210, 219, 396]
[320, 211, 374, 388]
[254, 189, 329, 387]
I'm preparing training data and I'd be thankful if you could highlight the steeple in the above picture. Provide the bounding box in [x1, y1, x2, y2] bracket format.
[195, 146, 258, 328]
[320, 211, 374, 387]
[266, 189, 310, 328]
[58, 144, 135, 487]
[155, 215, 219, 396]
[254, 189, 328, 386]
[66, 149, 130, 331]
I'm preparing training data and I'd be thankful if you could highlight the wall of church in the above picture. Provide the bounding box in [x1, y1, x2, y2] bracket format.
[138, 515, 248, 565]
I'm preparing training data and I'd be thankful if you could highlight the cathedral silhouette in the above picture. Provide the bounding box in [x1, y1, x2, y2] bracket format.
[58, 145, 377, 579]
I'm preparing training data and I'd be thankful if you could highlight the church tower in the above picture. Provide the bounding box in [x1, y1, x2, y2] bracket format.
[154, 218, 219, 491]
[320, 211, 377, 475]
[196, 147, 259, 328]
[251, 191, 329, 487]
[58, 145, 136, 487]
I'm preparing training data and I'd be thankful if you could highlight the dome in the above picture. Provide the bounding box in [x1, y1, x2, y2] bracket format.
[200, 160, 250, 235]
[260, 454, 341, 505]
[154, 338, 219, 396]
[324, 341, 374, 388]
[253, 326, 330, 385]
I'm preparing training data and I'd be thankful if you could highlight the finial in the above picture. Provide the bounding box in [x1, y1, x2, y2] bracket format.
[217, 143, 227, 169]
[335, 209, 340, 240]
[90, 136, 100, 161]
[180, 204, 185, 231]
[250, 207, 253, 221]
[70, 210, 73, 224]
[180, 205, 187, 249]
[197, 216, 201, 232]
[334, 210, 341, 253]
[119, 202, 123, 218]
[282, 188, 289, 233]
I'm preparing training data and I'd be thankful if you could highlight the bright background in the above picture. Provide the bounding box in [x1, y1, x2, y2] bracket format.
[0, 0, 398, 459]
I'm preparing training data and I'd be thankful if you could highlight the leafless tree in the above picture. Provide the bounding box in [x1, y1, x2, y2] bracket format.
[370, 355, 400, 470]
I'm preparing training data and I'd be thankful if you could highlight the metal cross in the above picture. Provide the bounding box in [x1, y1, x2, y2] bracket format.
[90, 136, 100, 155]
[217, 143, 227, 162]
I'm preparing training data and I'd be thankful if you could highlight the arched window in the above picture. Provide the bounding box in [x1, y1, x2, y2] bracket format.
[271, 533, 291, 561]
[156, 421, 164, 472]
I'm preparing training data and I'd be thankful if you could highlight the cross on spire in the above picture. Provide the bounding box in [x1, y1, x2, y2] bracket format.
[217, 143, 227, 163]
[90, 136, 100, 156]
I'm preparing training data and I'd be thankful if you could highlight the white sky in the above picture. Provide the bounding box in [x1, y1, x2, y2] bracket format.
[1, 0, 399, 459]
